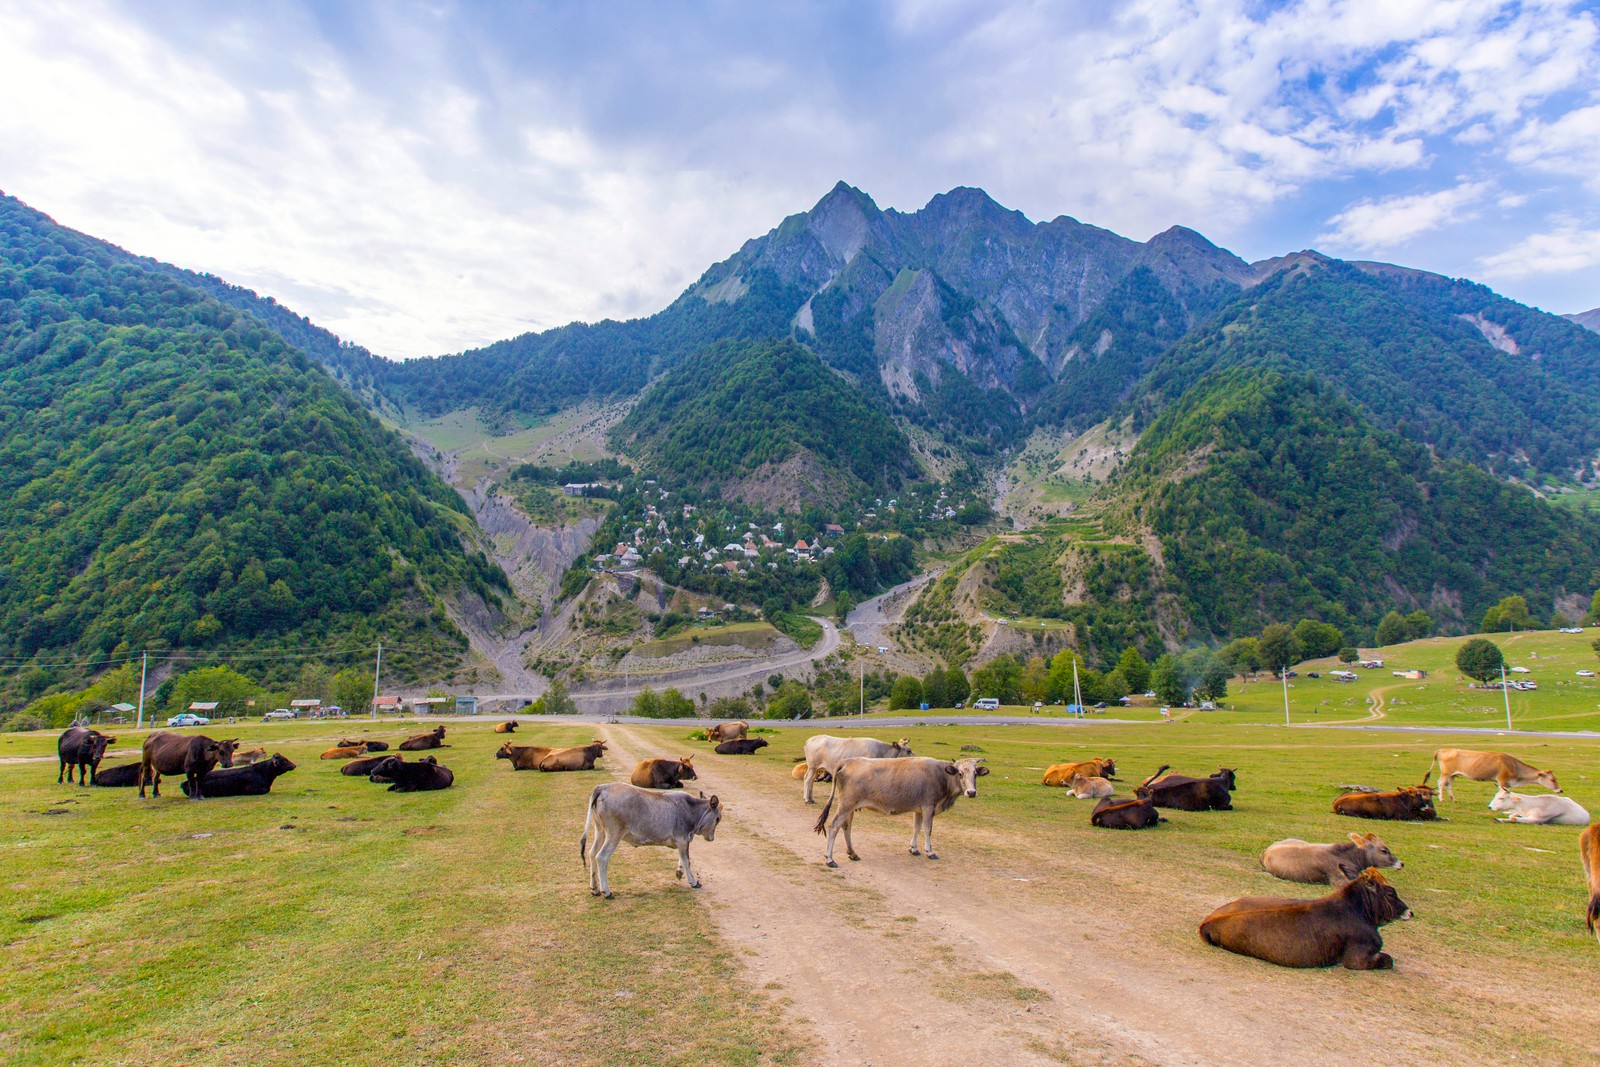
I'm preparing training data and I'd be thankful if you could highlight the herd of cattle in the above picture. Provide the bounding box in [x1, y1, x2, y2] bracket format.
[51, 720, 1600, 971]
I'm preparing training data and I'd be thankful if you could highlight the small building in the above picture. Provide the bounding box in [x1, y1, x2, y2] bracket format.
[410, 697, 449, 715]
[290, 698, 322, 714]
[455, 696, 479, 716]
[824, 523, 844, 535]
[189, 701, 220, 712]
[374, 695, 403, 713]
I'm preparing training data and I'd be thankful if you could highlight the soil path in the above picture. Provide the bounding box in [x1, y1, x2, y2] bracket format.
[600, 728, 1485, 1067]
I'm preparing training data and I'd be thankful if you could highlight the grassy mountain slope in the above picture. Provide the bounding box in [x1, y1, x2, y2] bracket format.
[609, 338, 918, 507]
[1114, 366, 1600, 639]
[0, 195, 506, 696]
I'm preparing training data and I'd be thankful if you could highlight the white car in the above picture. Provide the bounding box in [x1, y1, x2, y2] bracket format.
[263, 708, 296, 721]
[1578, 670, 1595, 678]
[1561, 627, 1584, 634]
[166, 712, 210, 727]
[1510, 666, 1531, 673]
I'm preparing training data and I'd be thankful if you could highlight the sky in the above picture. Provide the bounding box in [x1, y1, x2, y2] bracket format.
[2, 0, 1598, 359]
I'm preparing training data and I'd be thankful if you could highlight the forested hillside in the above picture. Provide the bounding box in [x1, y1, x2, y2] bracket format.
[610, 338, 918, 506]
[1114, 367, 1600, 638]
[0, 195, 505, 703]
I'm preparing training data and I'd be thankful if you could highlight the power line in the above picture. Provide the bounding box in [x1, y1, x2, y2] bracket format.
[0, 640, 446, 670]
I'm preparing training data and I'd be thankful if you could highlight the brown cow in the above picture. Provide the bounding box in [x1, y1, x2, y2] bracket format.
[1583, 822, 1600, 945]
[1136, 765, 1237, 811]
[1090, 795, 1162, 829]
[494, 721, 519, 734]
[320, 744, 369, 760]
[1041, 757, 1117, 787]
[1431, 748, 1560, 800]
[706, 720, 749, 743]
[792, 760, 832, 783]
[399, 725, 447, 751]
[334, 738, 361, 748]
[1262, 833, 1403, 886]
[58, 727, 116, 785]
[139, 732, 238, 800]
[631, 756, 698, 789]
[537, 740, 608, 771]
[1333, 777, 1437, 821]
[496, 743, 553, 770]
[341, 754, 393, 777]
[231, 747, 267, 765]
[1199, 869, 1413, 969]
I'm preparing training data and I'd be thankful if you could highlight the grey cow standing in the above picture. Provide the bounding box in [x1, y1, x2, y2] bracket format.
[580, 783, 723, 898]
[814, 756, 988, 866]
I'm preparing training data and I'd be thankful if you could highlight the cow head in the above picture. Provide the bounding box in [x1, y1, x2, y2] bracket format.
[892, 739, 913, 757]
[1402, 786, 1437, 819]
[1488, 787, 1518, 813]
[1098, 758, 1117, 778]
[1214, 768, 1238, 790]
[1350, 869, 1412, 925]
[945, 758, 989, 798]
[678, 756, 698, 780]
[495, 743, 516, 760]
[87, 733, 112, 762]
[268, 754, 297, 775]
[750, 738, 769, 750]
[369, 756, 403, 781]
[436, 726, 447, 737]
[1535, 768, 1562, 793]
[217, 739, 240, 768]
[693, 793, 723, 840]
[1348, 832, 1402, 870]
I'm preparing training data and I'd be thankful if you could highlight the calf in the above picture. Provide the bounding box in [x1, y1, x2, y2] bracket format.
[181, 754, 297, 797]
[369, 755, 454, 792]
[814, 757, 987, 866]
[1489, 788, 1591, 825]
[494, 721, 519, 734]
[231, 747, 267, 765]
[1583, 822, 1600, 945]
[1262, 833, 1403, 886]
[320, 744, 369, 760]
[1432, 748, 1560, 800]
[1137, 765, 1237, 811]
[631, 756, 698, 790]
[1090, 795, 1162, 829]
[88, 761, 142, 787]
[714, 737, 769, 755]
[58, 727, 116, 786]
[1333, 779, 1437, 821]
[341, 754, 393, 777]
[792, 760, 832, 783]
[1199, 869, 1413, 969]
[801, 735, 913, 803]
[398, 726, 447, 751]
[1042, 757, 1117, 787]
[537, 740, 608, 771]
[580, 783, 722, 898]
[706, 720, 749, 743]
[1068, 774, 1115, 799]
[139, 732, 238, 800]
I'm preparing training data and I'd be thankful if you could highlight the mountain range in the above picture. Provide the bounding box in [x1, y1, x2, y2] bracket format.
[3, 182, 1598, 711]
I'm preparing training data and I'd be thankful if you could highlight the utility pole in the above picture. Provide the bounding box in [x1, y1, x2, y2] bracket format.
[1282, 668, 1290, 727]
[371, 642, 382, 720]
[136, 651, 148, 729]
[859, 657, 864, 717]
[1500, 662, 1513, 731]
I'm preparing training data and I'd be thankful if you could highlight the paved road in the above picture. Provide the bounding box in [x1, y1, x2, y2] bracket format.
[844, 567, 942, 671]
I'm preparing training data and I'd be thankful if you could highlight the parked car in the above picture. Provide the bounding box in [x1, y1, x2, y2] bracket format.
[263, 708, 296, 721]
[1561, 627, 1584, 634]
[1577, 670, 1595, 678]
[166, 713, 210, 727]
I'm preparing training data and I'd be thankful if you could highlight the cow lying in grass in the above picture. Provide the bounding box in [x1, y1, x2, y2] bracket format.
[399, 726, 447, 751]
[1137, 765, 1237, 811]
[1090, 795, 1162, 829]
[231, 747, 267, 765]
[581, 783, 722, 898]
[631, 756, 697, 789]
[1042, 757, 1116, 787]
[321, 744, 369, 759]
[1068, 774, 1114, 799]
[181, 754, 297, 797]
[1262, 834, 1403, 886]
[89, 762, 142, 787]
[1489, 788, 1591, 825]
[341, 754, 394, 776]
[494, 721, 519, 733]
[1333, 778, 1437, 821]
[369, 755, 454, 792]
[1199, 869, 1412, 969]
[714, 738, 768, 755]
[792, 760, 831, 783]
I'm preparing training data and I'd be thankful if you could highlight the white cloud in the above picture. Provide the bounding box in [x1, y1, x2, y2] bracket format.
[1479, 223, 1600, 278]
[1317, 182, 1492, 251]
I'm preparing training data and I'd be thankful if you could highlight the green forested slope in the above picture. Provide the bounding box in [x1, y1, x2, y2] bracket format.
[0, 195, 505, 694]
[610, 338, 918, 498]
[1115, 366, 1600, 639]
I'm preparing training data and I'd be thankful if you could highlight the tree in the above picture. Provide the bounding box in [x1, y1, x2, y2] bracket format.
[331, 668, 373, 717]
[1292, 619, 1343, 659]
[631, 688, 661, 717]
[1196, 660, 1230, 701]
[944, 668, 970, 706]
[543, 678, 577, 716]
[1402, 610, 1433, 641]
[658, 688, 695, 718]
[1019, 656, 1050, 704]
[888, 675, 923, 711]
[1481, 595, 1531, 633]
[922, 668, 948, 709]
[707, 696, 751, 719]
[1374, 611, 1407, 647]
[970, 655, 1022, 704]
[1150, 654, 1188, 705]
[1590, 637, 1600, 662]
[1588, 589, 1600, 623]
[766, 681, 813, 719]
[1455, 638, 1504, 683]
[166, 665, 260, 718]
[1258, 624, 1303, 676]
[1218, 637, 1261, 677]
[1337, 646, 1359, 664]
[1101, 667, 1131, 701]
[1115, 647, 1150, 694]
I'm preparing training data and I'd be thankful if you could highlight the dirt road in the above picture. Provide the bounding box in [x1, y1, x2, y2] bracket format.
[845, 568, 941, 674]
[596, 727, 1544, 1067]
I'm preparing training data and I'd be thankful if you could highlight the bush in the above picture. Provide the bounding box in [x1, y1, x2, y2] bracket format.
[888, 675, 923, 710]
[707, 696, 752, 719]
[657, 688, 696, 718]
[1455, 638, 1504, 682]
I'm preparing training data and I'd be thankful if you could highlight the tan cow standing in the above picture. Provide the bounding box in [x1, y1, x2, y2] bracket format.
[706, 720, 749, 743]
[1430, 749, 1560, 800]
[813, 756, 988, 866]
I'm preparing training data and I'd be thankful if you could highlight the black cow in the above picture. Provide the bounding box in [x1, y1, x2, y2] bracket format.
[58, 727, 116, 785]
[88, 761, 143, 787]
[1138, 765, 1237, 811]
[370, 755, 454, 792]
[1090, 795, 1163, 829]
[180, 754, 297, 797]
[360, 740, 390, 752]
[139, 732, 238, 800]
[714, 738, 769, 755]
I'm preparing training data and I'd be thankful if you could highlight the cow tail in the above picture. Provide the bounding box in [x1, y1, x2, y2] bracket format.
[1140, 764, 1171, 790]
[812, 768, 842, 835]
[580, 787, 600, 862]
[1587, 893, 1600, 944]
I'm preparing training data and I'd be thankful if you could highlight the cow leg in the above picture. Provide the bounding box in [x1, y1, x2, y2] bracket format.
[909, 810, 923, 856]
[188, 770, 203, 800]
[923, 808, 938, 860]
[843, 813, 860, 862]
[1342, 946, 1394, 970]
[1442, 773, 1456, 801]
[803, 765, 817, 804]
[58, 757, 66, 785]
[677, 841, 701, 888]
[594, 830, 620, 899]
[823, 817, 841, 867]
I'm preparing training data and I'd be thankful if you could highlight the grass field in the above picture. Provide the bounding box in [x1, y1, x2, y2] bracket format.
[7, 715, 1600, 1064]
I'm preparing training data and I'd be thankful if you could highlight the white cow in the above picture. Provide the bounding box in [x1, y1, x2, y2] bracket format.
[813, 756, 988, 866]
[579, 783, 722, 898]
[1488, 788, 1591, 826]
[800, 734, 913, 803]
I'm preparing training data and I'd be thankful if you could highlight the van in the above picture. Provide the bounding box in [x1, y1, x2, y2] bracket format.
[973, 697, 1001, 710]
